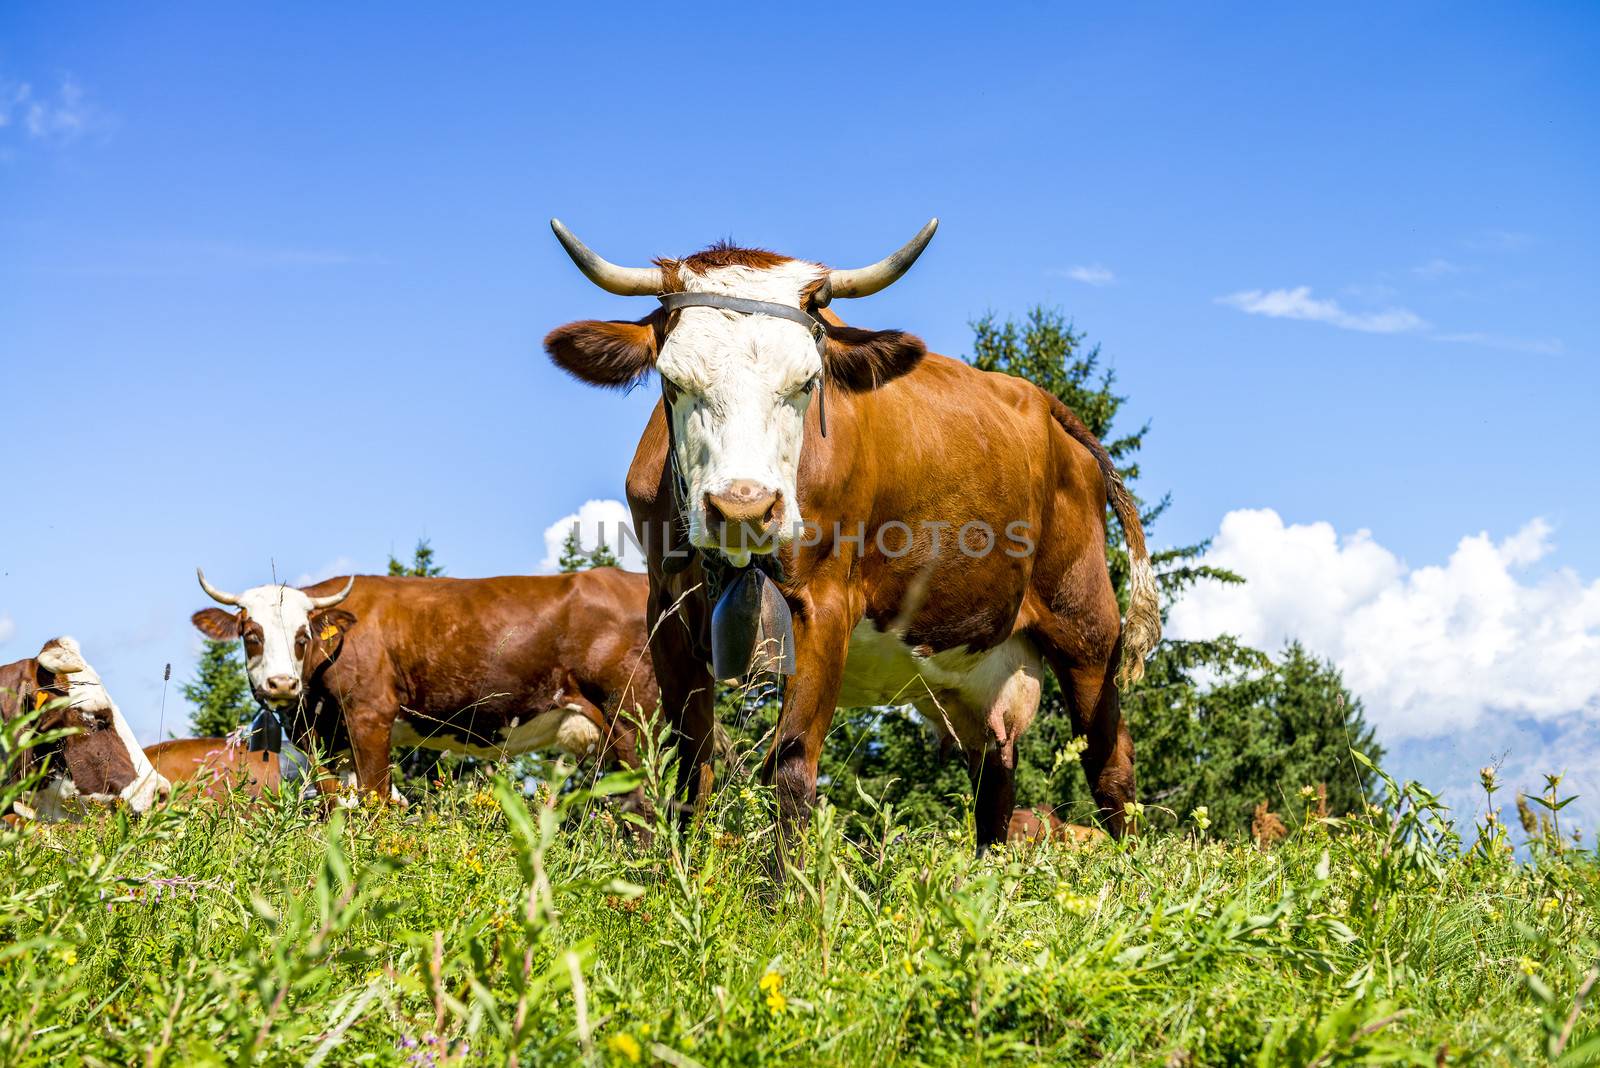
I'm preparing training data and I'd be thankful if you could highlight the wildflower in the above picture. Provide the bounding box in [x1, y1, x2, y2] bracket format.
[1519, 957, 1539, 975]
[1189, 806, 1210, 833]
[1299, 785, 1316, 799]
[60, 947, 77, 966]
[469, 789, 497, 811]
[1516, 794, 1538, 835]
[759, 971, 787, 1015]
[605, 1033, 642, 1063]
[1479, 766, 1497, 791]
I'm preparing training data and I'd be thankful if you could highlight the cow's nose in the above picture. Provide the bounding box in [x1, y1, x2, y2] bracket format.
[705, 482, 780, 546]
[264, 674, 300, 696]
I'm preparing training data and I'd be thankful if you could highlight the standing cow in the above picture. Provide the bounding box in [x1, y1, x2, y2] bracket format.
[190, 569, 658, 801]
[0, 636, 169, 820]
[541, 219, 1160, 849]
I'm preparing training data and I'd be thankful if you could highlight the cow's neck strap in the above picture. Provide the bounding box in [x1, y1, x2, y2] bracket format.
[657, 291, 828, 437]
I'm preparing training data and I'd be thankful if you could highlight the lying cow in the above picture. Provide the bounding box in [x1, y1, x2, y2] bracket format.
[190, 568, 658, 801]
[144, 736, 282, 800]
[542, 219, 1161, 850]
[0, 636, 169, 820]
[1007, 807, 1107, 848]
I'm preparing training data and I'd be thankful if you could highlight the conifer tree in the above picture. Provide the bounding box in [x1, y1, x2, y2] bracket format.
[184, 639, 255, 737]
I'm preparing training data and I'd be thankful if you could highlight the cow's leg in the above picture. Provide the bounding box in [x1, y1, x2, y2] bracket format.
[648, 588, 716, 814]
[760, 587, 855, 854]
[1034, 569, 1135, 839]
[345, 710, 396, 803]
[1040, 652, 1134, 838]
[967, 746, 1016, 855]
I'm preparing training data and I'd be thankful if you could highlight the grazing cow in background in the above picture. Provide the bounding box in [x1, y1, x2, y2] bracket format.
[542, 219, 1160, 849]
[0, 636, 169, 820]
[1007, 807, 1108, 848]
[145, 736, 292, 801]
[190, 569, 658, 801]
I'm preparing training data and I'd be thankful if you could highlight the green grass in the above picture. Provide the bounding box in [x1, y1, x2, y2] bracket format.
[2, 731, 1597, 1067]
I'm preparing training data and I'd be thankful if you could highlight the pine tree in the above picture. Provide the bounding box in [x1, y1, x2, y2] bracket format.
[184, 639, 255, 737]
[558, 527, 620, 572]
[389, 538, 444, 577]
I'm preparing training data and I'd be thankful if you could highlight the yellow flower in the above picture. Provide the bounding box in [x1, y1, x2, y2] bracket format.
[759, 971, 786, 1015]
[60, 948, 77, 966]
[1299, 785, 1316, 799]
[1519, 957, 1539, 975]
[605, 1032, 642, 1063]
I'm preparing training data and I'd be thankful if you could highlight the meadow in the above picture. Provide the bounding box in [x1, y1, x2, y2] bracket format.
[2, 716, 1597, 1068]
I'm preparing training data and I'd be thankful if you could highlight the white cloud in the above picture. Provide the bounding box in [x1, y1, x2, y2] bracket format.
[1432, 332, 1564, 356]
[292, 556, 359, 587]
[1168, 509, 1600, 740]
[1062, 264, 1116, 286]
[1216, 287, 1426, 334]
[1411, 258, 1463, 280]
[1, 76, 96, 142]
[0, 612, 15, 646]
[540, 499, 647, 573]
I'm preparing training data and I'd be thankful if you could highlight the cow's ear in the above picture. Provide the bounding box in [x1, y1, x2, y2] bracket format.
[192, 608, 241, 640]
[823, 326, 926, 392]
[309, 608, 357, 644]
[543, 310, 663, 389]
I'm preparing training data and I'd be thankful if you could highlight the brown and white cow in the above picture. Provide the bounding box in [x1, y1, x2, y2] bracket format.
[0, 636, 169, 820]
[145, 734, 288, 801]
[541, 220, 1161, 849]
[189, 569, 658, 801]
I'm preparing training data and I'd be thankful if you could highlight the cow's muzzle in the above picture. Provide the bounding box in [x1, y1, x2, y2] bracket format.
[260, 675, 301, 705]
[705, 482, 781, 552]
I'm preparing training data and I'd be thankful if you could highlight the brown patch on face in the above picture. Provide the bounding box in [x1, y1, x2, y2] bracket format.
[239, 616, 266, 662]
[669, 242, 793, 277]
[62, 713, 139, 797]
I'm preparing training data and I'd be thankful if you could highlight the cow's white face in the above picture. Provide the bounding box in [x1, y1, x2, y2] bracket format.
[33, 637, 169, 814]
[657, 259, 825, 564]
[230, 585, 322, 707]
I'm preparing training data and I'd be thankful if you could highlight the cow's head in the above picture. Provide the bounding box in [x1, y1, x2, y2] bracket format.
[544, 220, 934, 564]
[23, 637, 169, 815]
[191, 570, 357, 709]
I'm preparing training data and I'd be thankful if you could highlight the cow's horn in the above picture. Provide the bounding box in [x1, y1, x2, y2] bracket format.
[196, 568, 242, 607]
[826, 219, 939, 300]
[308, 575, 356, 609]
[550, 219, 664, 296]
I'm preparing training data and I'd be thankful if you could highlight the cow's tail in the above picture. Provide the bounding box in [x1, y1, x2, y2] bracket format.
[1046, 397, 1162, 686]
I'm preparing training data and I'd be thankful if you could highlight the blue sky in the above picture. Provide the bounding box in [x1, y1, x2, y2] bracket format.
[3, 4, 1596, 822]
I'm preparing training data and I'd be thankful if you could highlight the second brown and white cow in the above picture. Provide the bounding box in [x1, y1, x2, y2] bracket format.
[542, 219, 1161, 850]
[0, 636, 169, 820]
[190, 568, 658, 801]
